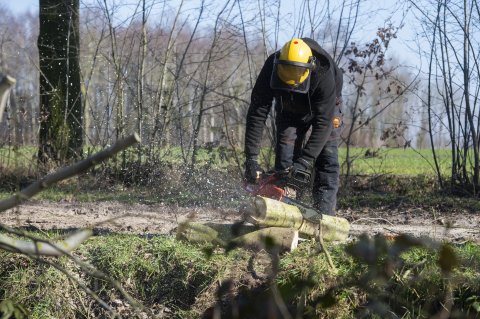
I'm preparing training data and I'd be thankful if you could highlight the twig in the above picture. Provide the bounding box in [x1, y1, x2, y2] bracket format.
[318, 223, 338, 274]
[430, 277, 454, 319]
[36, 256, 116, 316]
[383, 227, 405, 235]
[271, 283, 293, 319]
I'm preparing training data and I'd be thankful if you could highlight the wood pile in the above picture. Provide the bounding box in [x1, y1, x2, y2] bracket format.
[177, 196, 350, 253]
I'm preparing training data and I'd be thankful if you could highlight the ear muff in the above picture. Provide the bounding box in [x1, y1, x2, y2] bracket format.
[309, 56, 316, 69]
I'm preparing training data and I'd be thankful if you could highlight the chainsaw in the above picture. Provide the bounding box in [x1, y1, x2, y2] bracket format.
[243, 170, 317, 213]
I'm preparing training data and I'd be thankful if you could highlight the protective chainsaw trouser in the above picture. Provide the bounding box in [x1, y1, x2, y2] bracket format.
[274, 102, 343, 216]
[312, 139, 339, 215]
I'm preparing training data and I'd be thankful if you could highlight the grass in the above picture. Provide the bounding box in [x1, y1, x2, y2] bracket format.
[0, 145, 479, 318]
[1, 148, 478, 214]
[337, 147, 453, 176]
[0, 233, 479, 318]
[0, 146, 37, 171]
[0, 233, 260, 318]
[0, 145, 457, 177]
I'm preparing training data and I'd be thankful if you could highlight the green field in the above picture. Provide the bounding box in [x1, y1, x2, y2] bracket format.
[337, 147, 452, 176]
[0, 145, 453, 177]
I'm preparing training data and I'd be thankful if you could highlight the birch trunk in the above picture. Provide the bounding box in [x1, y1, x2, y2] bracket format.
[244, 196, 350, 242]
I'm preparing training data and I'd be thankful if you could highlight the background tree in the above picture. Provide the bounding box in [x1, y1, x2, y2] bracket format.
[410, 0, 480, 195]
[341, 26, 417, 181]
[38, 0, 82, 165]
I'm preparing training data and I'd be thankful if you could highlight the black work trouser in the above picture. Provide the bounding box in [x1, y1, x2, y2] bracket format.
[312, 139, 339, 215]
[274, 109, 342, 216]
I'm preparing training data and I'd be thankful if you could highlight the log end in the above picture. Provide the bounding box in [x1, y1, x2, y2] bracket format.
[320, 215, 350, 242]
[253, 196, 267, 219]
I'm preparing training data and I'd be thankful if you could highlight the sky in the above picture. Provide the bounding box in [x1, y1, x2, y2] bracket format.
[2, 0, 421, 68]
[2, 0, 39, 15]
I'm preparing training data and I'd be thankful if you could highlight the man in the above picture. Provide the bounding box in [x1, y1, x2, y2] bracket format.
[244, 37, 343, 216]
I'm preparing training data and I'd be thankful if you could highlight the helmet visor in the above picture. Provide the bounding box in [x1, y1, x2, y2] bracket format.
[270, 54, 315, 93]
[278, 64, 309, 85]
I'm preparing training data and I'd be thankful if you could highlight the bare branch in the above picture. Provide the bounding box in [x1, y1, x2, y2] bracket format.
[0, 133, 141, 212]
[0, 74, 16, 122]
[0, 229, 92, 256]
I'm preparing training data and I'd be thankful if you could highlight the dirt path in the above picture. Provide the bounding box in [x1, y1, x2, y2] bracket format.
[2, 200, 480, 243]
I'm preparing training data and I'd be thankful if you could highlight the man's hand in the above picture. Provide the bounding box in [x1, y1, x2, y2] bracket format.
[288, 158, 313, 189]
[244, 158, 264, 183]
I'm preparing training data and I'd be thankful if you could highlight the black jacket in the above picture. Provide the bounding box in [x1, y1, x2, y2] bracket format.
[245, 38, 342, 164]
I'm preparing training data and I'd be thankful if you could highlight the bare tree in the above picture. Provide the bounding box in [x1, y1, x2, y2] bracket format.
[341, 26, 417, 181]
[410, 0, 480, 194]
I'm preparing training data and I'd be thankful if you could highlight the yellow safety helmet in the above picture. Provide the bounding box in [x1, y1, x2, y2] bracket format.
[271, 38, 316, 93]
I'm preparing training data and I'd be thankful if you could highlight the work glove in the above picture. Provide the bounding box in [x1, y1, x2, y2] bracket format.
[244, 158, 264, 183]
[288, 158, 313, 190]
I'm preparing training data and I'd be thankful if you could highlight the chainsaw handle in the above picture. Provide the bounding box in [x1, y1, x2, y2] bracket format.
[244, 171, 286, 200]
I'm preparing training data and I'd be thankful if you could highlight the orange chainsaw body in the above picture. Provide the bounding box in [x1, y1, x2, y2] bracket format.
[244, 173, 286, 201]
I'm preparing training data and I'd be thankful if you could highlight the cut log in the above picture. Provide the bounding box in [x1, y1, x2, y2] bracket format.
[176, 222, 257, 245]
[176, 222, 220, 244]
[203, 222, 258, 242]
[244, 196, 350, 242]
[232, 227, 299, 253]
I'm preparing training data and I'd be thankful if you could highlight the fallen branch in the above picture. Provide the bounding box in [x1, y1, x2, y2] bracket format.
[0, 133, 141, 213]
[0, 133, 140, 256]
[176, 221, 257, 244]
[0, 229, 92, 257]
[176, 221, 225, 245]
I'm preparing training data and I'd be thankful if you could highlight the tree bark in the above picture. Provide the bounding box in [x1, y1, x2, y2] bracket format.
[38, 0, 83, 165]
[176, 221, 257, 244]
[176, 222, 298, 252]
[232, 227, 299, 253]
[244, 196, 350, 242]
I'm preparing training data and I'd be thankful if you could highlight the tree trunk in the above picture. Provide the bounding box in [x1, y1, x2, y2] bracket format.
[38, 0, 83, 165]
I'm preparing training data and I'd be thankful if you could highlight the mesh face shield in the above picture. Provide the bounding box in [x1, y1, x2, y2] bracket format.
[270, 52, 316, 94]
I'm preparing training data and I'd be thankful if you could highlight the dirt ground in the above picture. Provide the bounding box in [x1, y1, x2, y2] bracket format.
[2, 199, 479, 243]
